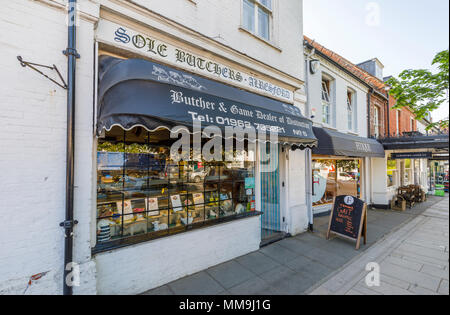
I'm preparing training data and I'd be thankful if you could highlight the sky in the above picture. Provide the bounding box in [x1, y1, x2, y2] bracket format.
[303, 0, 449, 122]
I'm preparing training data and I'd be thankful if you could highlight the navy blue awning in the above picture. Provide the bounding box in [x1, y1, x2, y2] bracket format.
[380, 134, 449, 150]
[97, 56, 317, 147]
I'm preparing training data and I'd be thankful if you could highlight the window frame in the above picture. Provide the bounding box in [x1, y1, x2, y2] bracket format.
[93, 127, 261, 254]
[396, 110, 401, 136]
[373, 105, 380, 138]
[347, 89, 355, 131]
[242, 0, 273, 42]
[386, 159, 398, 187]
[321, 79, 331, 125]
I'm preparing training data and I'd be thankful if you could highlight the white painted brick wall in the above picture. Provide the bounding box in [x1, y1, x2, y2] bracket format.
[95, 216, 260, 295]
[287, 150, 309, 235]
[0, 0, 97, 295]
[127, 0, 304, 81]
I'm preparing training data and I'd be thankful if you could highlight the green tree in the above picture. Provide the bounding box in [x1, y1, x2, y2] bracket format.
[387, 50, 449, 130]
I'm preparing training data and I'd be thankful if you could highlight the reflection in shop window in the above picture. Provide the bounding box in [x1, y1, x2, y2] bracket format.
[404, 159, 412, 185]
[387, 159, 397, 187]
[312, 159, 361, 207]
[96, 126, 256, 246]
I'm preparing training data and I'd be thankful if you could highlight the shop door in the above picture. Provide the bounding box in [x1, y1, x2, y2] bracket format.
[260, 143, 284, 243]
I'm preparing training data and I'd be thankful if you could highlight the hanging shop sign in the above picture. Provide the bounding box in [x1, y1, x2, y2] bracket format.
[326, 195, 367, 250]
[391, 152, 432, 160]
[96, 20, 294, 103]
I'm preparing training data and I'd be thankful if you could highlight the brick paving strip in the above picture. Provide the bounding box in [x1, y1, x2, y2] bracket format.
[142, 196, 448, 295]
[308, 197, 449, 295]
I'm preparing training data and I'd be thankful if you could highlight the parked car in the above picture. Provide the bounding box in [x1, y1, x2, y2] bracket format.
[190, 168, 208, 183]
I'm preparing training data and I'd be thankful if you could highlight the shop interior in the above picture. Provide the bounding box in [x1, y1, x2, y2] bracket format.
[96, 126, 257, 248]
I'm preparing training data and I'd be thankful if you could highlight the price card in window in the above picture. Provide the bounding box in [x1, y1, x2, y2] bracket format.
[245, 177, 255, 189]
[117, 200, 133, 215]
[193, 193, 204, 205]
[146, 197, 160, 216]
[170, 195, 183, 212]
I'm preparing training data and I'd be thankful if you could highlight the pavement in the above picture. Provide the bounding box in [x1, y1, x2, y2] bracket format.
[142, 195, 448, 295]
[309, 196, 449, 295]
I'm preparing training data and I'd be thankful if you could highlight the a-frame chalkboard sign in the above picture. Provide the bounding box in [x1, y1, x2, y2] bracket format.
[326, 195, 367, 250]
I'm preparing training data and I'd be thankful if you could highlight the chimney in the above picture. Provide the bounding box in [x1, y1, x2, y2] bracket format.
[357, 58, 384, 80]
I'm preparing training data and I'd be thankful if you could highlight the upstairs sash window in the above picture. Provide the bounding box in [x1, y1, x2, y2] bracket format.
[243, 0, 272, 41]
[322, 80, 331, 125]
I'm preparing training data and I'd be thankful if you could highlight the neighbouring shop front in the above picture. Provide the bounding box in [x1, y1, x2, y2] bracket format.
[379, 133, 449, 202]
[92, 18, 316, 294]
[310, 127, 385, 216]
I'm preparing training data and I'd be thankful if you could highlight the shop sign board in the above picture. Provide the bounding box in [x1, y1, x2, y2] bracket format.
[391, 152, 432, 160]
[326, 195, 367, 250]
[96, 20, 294, 103]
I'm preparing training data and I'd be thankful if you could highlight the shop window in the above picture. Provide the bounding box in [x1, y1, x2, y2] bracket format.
[321, 79, 331, 125]
[312, 159, 361, 207]
[387, 159, 397, 187]
[404, 159, 412, 185]
[96, 127, 257, 250]
[347, 90, 354, 131]
[243, 0, 272, 41]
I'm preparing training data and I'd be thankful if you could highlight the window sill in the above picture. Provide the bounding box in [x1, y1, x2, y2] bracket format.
[238, 27, 282, 52]
[321, 124, 337, 131]
[92, 211, 263, 255]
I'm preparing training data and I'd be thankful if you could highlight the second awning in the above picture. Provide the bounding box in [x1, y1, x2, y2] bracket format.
[312, 127, 385, 158]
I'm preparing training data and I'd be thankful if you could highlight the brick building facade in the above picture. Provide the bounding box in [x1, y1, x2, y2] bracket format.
[369, 91, 388, 138]
[386, 95, 418, 136]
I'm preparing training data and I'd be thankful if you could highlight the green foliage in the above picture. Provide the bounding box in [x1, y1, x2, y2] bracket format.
[387, 50, 449, 130]
[336, 160, 360, 172]
[98, 141, 153, 154]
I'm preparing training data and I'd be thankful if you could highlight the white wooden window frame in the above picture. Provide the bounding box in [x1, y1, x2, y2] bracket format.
[242, 0, 273, 41]
[347, 90, 355, 131]
[321, 80, 331, 125]
[373, 105, 380, 138]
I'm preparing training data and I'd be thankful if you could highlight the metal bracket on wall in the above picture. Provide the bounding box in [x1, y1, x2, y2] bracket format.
[17, 56, 67, 90]
[62, 48, 81, 59]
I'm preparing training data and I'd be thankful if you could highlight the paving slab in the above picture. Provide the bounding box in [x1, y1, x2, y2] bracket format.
[259, 243, 299, 265]
[383, 255, 423, 272]
[168, 271, 225, 295]
[235, 251, 281, 276]
[301, 247, 349, 269]
[206, 260, 256, 290]
[284, 255, 315, 272]
[438, 279, 449, 295]
[421, 264, 449, 280]
[141, 284, 173, 295]
[358, 279, 413, 295]
[227, 277, 276, 296]
[408, 285, 439, 295]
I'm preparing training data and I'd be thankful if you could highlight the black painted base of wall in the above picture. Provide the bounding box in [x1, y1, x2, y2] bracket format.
[313, 210, 331, 218]
[370, 204, 390, 210]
